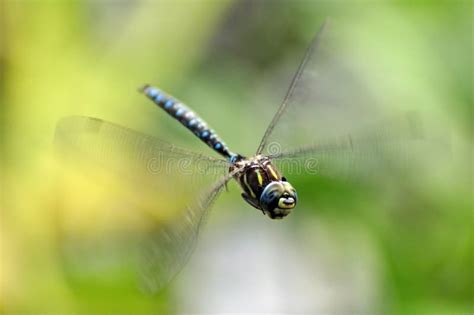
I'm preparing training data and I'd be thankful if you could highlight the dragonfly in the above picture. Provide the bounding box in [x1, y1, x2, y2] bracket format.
[55, 20, 424, 293]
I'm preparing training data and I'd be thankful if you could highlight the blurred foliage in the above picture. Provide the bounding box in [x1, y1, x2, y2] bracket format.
[1, 0, 472, 315]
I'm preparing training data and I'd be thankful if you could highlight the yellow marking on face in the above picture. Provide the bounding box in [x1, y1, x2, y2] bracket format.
[278, 198, 295, 209]
[256, 169, 263, 186]
[267, 165, 279, 180]
[243, 173, 256, 198]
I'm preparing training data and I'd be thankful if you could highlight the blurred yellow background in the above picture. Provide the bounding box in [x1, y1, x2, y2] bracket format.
[1, 1, 472, 314]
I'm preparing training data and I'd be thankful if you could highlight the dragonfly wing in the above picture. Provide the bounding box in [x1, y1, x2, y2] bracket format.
[55, 116, 229, 180]
[54, 116, 231, 293]
[257, 20, 444, 180]
[139, 168, 240, 293]
[257, 19, 389, 154]
[270, 113, 437, 180]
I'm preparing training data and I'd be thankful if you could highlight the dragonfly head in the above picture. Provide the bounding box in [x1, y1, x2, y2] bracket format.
[260, 179, 297, 219]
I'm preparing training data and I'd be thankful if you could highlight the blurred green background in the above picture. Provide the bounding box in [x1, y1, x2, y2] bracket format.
[1, 1, 472, 314]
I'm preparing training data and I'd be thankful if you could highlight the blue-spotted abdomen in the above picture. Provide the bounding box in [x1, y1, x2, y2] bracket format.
[141, 85, 233, 158]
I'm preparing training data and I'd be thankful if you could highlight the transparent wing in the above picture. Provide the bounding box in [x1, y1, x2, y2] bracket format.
[53, 116, 231, 294]
[139, 167, 241, 293]
[55, 116, 229, 180]
[256, 20, 330, 155]
[257, 20, 443, 180]
[271, 113, 437, 180]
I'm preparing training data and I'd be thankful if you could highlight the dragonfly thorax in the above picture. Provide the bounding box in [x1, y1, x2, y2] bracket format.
[230, 155, 297, 219]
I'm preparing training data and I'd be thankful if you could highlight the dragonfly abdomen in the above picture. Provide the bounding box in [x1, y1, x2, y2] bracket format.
[141, 85, 234, 158]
